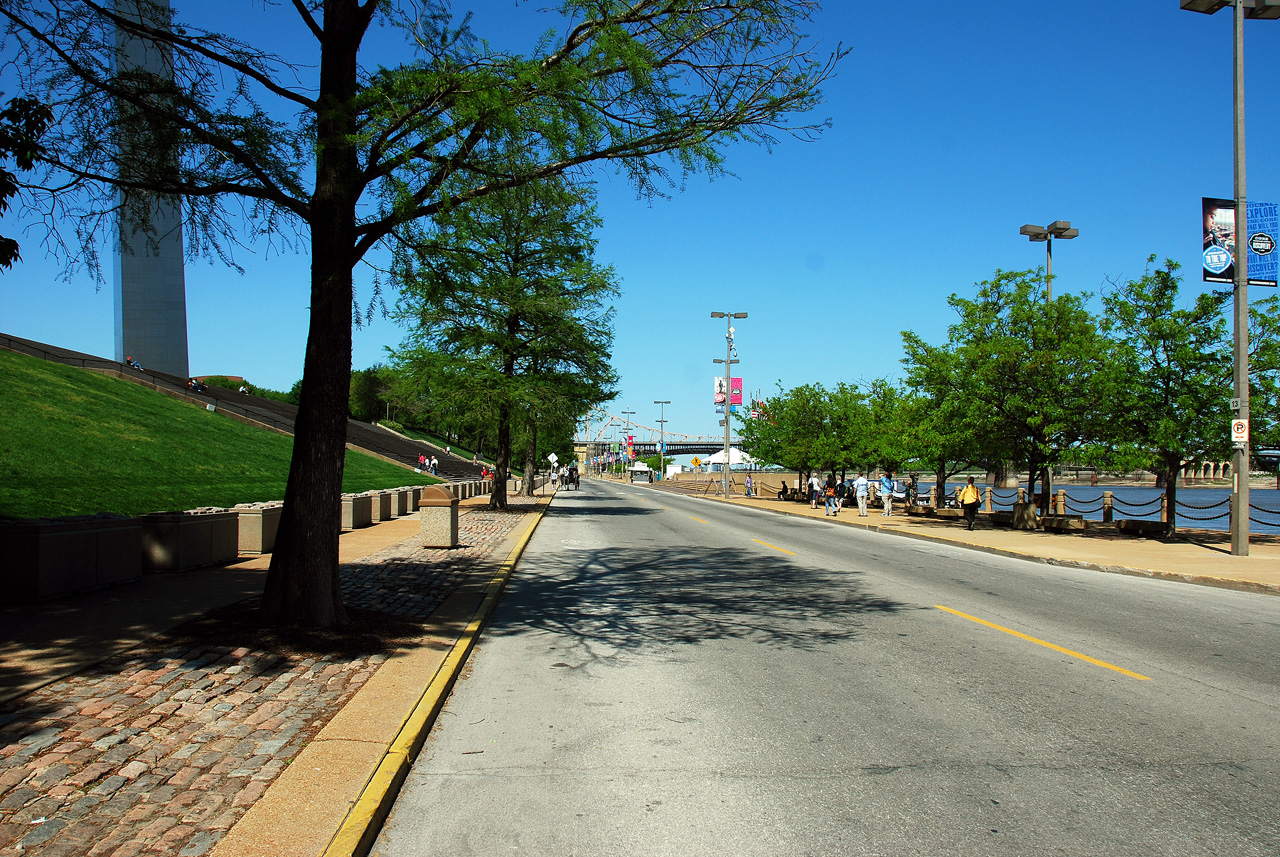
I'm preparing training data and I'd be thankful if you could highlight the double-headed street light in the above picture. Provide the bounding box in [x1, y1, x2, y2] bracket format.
[1019, 220, 1079, 300]
[711, 311, 747, 497]
[1180, 0, 1278, 556]
[653, 400, 670, 481]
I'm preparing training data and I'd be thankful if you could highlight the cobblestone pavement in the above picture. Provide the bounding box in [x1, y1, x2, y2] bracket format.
[0, 499, 541, 856]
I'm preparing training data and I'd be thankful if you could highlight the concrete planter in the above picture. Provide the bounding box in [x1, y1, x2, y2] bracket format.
[235, 503, 283, 555]
[0, 515, 141, 602]
[1010, 502, 1039, 530]
[342, 494, 372, 531]
[418, 485, 460, 548]
[368, 491, 393, 523]
[393, 489, 410, 517]
[408, 486, 424, 510]
[139, 510, 240, 572]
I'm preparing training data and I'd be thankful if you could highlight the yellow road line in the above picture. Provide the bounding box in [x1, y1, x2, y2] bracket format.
[690, 516, 709, 524]
[752, 538, 796, 555]
[934, 605, 1150, 680]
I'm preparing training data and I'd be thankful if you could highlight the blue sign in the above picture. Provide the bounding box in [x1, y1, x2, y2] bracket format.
[1247, 201, 1278, 287]
[1204, 244, 1232, 275]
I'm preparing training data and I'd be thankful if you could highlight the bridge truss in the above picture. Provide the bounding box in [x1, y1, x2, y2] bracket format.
[574, 406, 741, 459]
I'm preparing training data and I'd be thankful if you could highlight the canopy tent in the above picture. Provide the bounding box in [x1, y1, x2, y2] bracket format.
[704, 448, 756, 466]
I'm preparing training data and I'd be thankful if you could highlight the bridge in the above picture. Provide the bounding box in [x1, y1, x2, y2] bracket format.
[574, 406, 742, 464]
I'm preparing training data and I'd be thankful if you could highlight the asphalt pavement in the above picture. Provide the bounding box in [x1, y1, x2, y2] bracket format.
[376, 479, 1280, 856]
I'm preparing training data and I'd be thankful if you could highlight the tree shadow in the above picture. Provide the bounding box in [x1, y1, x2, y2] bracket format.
[545, 502, 660, 518]
[486, 544, 910, 655]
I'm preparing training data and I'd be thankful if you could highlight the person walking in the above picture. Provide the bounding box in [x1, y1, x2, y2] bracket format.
[853, 472, 869, 516]
[808, 471, 823, 509]
[745, 474, 753, 498]
[880, 471, 895, 517]
[824, 474, 839, 516]
[430, 455, 438, 476]
[959, 475, 981, 530]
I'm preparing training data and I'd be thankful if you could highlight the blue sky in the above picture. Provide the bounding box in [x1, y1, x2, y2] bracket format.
[3, 1, 1278, 456]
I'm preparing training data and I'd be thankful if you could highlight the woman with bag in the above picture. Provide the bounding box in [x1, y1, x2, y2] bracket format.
[959, 475, 981, 530]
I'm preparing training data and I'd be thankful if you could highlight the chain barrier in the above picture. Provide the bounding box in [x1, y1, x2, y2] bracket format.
[990, 489, 1020, 500]
[1177, 510, 1231, 522]
[1063, 499, 1104, 513]
[1248, 503, 1280, 514]
[1177, 497, 1230, 510]
[1250, 516, 1280, 527]
[1112, 496, 1163, 509]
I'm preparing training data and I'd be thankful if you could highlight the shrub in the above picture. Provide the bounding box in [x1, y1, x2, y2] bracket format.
[378, 419, 405, 433]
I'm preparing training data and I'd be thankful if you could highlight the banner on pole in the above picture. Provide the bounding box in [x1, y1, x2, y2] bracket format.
[730, 377, 743, 405]
[1202, 197, 1278, 286]
[713, 376, 726, 405]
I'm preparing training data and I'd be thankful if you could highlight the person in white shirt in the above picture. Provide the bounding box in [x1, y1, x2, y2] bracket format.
[853, 472, 870, 517]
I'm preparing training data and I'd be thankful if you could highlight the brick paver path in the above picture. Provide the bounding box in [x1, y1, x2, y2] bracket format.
[0, 499, 540, 856]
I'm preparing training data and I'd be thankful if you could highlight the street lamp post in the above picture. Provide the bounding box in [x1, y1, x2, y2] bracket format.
[1018, 220, 1079, 300]
[620, 409, 635, 477]
[654, 400, 670, 481]
[1181, 0, 1277, 556]
[711, 311, 747, 497]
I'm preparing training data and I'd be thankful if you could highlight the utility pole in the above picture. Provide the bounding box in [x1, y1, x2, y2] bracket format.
[621, 410, 635, 478]
[711, 311, 746, 497]
[654, 400, 670, 481]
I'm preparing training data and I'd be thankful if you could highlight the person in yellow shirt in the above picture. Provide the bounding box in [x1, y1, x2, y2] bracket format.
[959, 475, 981, 530]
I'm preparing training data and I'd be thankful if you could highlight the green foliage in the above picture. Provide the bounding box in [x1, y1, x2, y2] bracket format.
[0, 349, 435, 519]
[0, 95, 52, 269]
[390, 173, 618, 505]
[377, 419, 405, 434]
[349, 365, 390, 423]
[1251, 295, 1280, 458]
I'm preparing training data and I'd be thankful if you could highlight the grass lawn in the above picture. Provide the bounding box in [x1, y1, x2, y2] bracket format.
[0, 348, 439, 519]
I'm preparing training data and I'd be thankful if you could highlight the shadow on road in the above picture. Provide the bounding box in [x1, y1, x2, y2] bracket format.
[488, 544, 908, 653]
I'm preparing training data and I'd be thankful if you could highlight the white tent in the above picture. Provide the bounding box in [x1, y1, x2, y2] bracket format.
[704, 448, 756, 466]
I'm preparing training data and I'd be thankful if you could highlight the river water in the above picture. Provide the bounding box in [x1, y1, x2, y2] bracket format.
[942, 484, 1280, 535]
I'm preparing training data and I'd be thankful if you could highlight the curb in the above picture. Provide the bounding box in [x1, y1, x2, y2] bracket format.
[669, 489, 1280, 598]
[319, 500, 552, 857]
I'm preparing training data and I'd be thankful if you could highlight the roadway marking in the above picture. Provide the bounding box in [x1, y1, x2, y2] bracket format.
[690, 516, 709, 524]
[935, 605, 1151, 680]
[752, 538, 795, 555]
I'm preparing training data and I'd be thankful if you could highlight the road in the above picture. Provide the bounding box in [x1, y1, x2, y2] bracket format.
[376, 479, 1280, 856]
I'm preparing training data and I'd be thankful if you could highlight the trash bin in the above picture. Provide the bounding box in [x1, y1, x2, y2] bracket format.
[418, 485, 460, 548]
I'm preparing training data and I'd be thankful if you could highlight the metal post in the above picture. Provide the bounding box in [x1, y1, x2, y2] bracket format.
[723, 320, 733, 497]
[1046, 233, 1053, 301]
[1231, 0, 1251, 556]
[654, 399, 669, 482]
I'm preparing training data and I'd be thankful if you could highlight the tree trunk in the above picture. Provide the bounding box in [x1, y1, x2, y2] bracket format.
[1163, 453, 1180, 539]
[490, 401, 511, 511]
[521, 421, 538, 496]
[260, 0, 368, 627]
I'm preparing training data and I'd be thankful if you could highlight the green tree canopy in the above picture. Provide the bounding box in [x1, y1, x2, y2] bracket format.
[2, 0, 843, 625]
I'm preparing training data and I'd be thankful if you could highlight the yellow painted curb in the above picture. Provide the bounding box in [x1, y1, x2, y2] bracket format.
[319, 500, 551, 857]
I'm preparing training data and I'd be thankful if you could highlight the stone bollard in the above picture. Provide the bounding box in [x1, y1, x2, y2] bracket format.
[1017, 487, 1026, 504]
[235, 503, 283, 555]
[1103, 491, 1114, 523]
[926, 486, 935, 508]
[1056, 489, 1067, 516]
[1160, 493, 1168, 523]
[984, 487, 993, 513]
[419, 485, 460, 548]
[139, 509, 240, 572]
[341, 494, 373, 531]
[369, 490, 393, 523]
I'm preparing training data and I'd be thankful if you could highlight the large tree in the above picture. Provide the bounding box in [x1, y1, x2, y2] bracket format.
[1098, 257, 1231, 537]
[921, 270, 1110, 513]
[3, 1, 842, 626]
[390, 175, 618, 510]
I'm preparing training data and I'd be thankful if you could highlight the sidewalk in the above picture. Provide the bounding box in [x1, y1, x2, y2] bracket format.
[653, 482, 1280, 594]
[0, 492, 553, 857]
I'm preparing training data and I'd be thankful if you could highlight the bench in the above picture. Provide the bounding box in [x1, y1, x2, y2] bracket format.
[1042, 515, 1086, 533]
[1117, 519, 1167, 537]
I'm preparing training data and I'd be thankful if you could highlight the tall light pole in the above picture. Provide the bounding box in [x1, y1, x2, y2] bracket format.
[1018, 221, 1079, 300]
[654, 400, 670, 481]
[621, 409, 635, 476]
[711, 311, 747, 497]
[1181, 0, 1276, 556]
